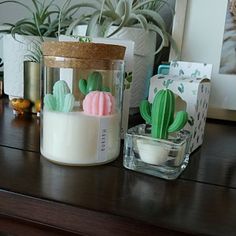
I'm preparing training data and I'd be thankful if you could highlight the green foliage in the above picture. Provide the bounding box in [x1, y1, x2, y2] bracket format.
[191, 69, 201, 78]
[140, 89, 188, 139]
[71, 35, 92, 42]
[24, 40, 42, 63]
[65, 0, 176, 54]
[79, 71, 110, 95]
[124, 71, 133, 90]
[44, 80, 75, 112]
[0, 0, 76, 41]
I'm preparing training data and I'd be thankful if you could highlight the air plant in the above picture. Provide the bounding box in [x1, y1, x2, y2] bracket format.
[64, 0, 176, 54]
[24, 40, 42, 63]
[0, 0, 76, 41]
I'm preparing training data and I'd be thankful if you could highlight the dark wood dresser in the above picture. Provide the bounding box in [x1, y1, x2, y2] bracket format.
[0, 98, 235, 235]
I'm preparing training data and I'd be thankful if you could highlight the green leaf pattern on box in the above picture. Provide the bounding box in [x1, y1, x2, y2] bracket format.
[169, 61, 212, 79]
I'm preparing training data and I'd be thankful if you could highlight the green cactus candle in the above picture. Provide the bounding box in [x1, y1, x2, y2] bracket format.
[44, 80, 75, 112]
[79, 71, 110, 95]
[140, 89, 188, 139]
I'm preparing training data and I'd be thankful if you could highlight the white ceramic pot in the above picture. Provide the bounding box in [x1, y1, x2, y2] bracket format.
[74, 25, 157, 108]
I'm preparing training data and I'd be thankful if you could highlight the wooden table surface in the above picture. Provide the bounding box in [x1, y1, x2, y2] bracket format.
[0, 98, 236, 236]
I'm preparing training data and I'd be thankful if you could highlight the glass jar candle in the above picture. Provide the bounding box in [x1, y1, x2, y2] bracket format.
[40, 41, 125, 165]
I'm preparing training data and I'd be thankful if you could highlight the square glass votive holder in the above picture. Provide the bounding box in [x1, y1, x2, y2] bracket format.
[123, 124, 190, 180]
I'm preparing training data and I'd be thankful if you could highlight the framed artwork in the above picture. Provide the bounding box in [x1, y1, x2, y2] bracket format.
[170, 0, 236, 120]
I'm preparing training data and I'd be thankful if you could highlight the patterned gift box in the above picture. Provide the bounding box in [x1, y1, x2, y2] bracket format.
[149, 61, 212, 153]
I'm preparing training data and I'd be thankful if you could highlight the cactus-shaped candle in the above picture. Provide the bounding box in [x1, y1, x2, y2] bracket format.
[44, 80, 75, 112]
[83, 91, 115, 116]
[79, 71, 110, 95]
[140, 89, 188, 139]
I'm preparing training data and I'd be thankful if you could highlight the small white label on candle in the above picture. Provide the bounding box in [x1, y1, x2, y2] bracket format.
[97, 117, 109, 162]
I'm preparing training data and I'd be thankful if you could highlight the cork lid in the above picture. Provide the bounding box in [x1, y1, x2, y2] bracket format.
[42, 41, 126, 60]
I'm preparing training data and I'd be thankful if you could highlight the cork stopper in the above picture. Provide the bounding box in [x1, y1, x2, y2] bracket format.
[42, 41, 126, 60]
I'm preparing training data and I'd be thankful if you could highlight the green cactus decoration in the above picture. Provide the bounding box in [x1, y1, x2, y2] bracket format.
[79, 71, 110, 95]
[44, 80, 75, 112]
[140, 89, 188, 139]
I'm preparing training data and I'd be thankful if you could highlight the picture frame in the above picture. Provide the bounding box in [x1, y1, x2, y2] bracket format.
[170, 0, 236, 121]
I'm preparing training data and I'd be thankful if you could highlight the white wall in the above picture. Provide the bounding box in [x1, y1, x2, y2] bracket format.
[0, 0, 72, 24]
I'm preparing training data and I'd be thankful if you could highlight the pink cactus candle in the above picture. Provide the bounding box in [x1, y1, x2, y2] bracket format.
[83, 91, 115, 116]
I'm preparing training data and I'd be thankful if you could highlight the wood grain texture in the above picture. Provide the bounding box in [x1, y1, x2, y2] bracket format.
[0, 146, 236, 235]
[0, 98, 40, 152]
[0, 190, 190, 236]
[0, 98, 236, 235]
[0, 215, 79, 236]
[181, 119, 236, 188]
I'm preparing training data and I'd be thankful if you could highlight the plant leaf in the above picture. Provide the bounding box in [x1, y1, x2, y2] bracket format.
[33, 13, 44, 41]
[32, 0, 40, 14]
[102, 10, 120, 20]
[134, 9, 167, 32]
[105, 0, 115, 11]
[133, 0, 155, 10]
[86, 10, 100, 36]
[166, 32, 180, 59]
[108, 0, 131, 37]
[147, 23, 165, 54]
[66, 15, 88, 35]
[63, 2, 101, 17]
[98, 0, 106, 24]
[129, 13, 148, 31]
[10, 20, 39, 36]
[115, 0, 125, 16]
[100, 17, 114, 37]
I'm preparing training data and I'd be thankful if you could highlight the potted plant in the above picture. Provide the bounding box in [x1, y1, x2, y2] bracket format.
[63, 0, 176, 108]
[123, 89, 190, 180]
[0, 0, 75, 99]
[0, 0, 74, 38]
